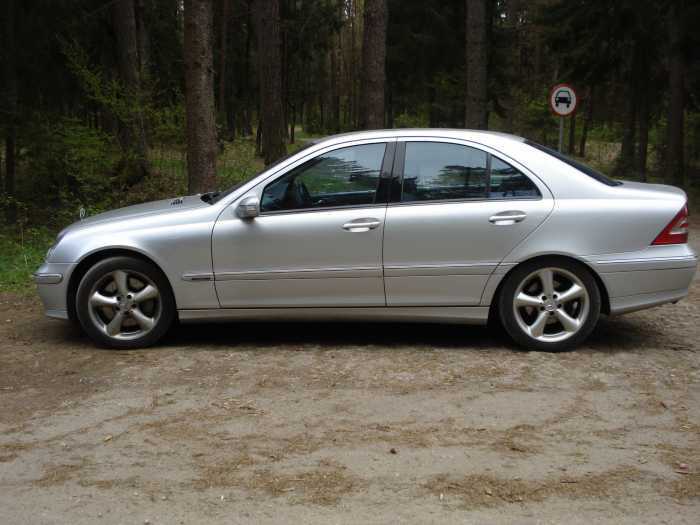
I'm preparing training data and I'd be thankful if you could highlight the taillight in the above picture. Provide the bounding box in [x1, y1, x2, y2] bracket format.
[652, 204, 689, 245]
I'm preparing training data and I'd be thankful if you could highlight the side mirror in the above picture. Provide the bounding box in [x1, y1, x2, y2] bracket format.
[235, 196, 260, 219]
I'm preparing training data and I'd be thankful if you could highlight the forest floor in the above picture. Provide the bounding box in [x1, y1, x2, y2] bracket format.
[1, 240, 699, 524]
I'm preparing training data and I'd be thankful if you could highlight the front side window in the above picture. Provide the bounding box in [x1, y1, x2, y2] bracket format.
[261, 143, 386, 212]
[489, 156, 541, 198]
[401, 142, 488, 202]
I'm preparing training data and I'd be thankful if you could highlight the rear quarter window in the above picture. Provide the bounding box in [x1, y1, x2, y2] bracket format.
[525, 140, 622, 187]
[489, 156, 540, 199]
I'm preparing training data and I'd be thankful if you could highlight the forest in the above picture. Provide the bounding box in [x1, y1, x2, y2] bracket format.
[1, 0, 699, 289]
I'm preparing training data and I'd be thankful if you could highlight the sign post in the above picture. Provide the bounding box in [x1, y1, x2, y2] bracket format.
[549, 84, 577, 152]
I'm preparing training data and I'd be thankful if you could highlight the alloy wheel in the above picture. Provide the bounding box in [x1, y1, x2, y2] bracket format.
[87, 270, 161, 340]
[512, 267, 590, 343]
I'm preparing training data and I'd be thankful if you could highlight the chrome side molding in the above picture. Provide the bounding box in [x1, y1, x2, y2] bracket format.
[182, 273, 214, 282]
[178, 306, 490, 324]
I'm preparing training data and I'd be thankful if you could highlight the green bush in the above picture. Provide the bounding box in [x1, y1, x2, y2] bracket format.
[20, 117, 118, 224]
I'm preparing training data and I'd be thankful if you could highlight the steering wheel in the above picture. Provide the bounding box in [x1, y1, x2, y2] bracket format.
[297, 180, 312, 207]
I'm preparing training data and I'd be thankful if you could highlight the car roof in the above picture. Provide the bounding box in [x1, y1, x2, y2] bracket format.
[308, 128, 526, 149]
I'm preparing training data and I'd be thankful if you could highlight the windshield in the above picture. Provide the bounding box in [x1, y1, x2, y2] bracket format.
[208, 141, 319, 204]
[525, 140, 622, 187]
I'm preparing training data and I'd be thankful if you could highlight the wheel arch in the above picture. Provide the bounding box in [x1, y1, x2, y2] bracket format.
[66, 248, 175, 322]
[487, 254, 611, 323]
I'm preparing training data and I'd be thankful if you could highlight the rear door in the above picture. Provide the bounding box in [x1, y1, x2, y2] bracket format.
[383, 138, 553, 306]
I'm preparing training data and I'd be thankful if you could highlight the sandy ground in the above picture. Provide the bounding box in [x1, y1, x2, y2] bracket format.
[1, 246, 699, 524]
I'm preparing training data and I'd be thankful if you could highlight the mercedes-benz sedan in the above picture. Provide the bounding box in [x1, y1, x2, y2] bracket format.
[35, 130, 697, 351]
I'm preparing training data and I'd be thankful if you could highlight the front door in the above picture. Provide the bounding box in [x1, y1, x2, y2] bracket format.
[212, 141, 393, 308]
[383, 139, 553, 306]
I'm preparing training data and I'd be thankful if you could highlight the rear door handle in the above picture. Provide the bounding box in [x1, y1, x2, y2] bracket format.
[342, 218, 381, 232]
[489, 211, 527, 225]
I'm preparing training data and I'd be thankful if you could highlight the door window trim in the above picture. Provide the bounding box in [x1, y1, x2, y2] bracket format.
[258, 140, 396, 216]
[389, 138, 544, 207]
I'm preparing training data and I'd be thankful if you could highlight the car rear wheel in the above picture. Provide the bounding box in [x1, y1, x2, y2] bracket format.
[76, 256, 175, 349]
[498, 258, 601, 351]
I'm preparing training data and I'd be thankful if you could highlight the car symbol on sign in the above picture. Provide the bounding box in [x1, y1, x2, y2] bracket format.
[554, 89, 572, 108]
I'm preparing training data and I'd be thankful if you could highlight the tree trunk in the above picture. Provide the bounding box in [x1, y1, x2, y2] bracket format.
[112, 0, 149, 184]
[386, 85, 394, 128]
[135, 0, 150, 77]
[254, 0, 287, 164]
[579, 87, 593, 157]
[637, 53, 650, 182]
[330, 39, 340, 133]
[618, 96, 637, 175]
[242, 0, 253, 136]
[3, 0, 17, 222]
[184, 0, 218, 193]
[504, 0, 521, 133]
[289, 104, 296, 144]
[465, 0, 488, 129]
[218, 0, 230, 134]
[349, 0, 357, 128]
[666, 1, 685, 187]
[359, 0, 387, 129]
[256, 114, 263, 157]
[618, 42, 640, 177]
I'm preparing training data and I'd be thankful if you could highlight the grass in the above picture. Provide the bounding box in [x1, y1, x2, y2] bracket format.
[0, 228, 55, 294]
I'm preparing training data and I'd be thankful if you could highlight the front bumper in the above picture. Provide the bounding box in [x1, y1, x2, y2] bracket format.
[34, 262, 77, 320]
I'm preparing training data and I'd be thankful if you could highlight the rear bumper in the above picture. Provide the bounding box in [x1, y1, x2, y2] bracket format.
[586, 245, 697, 315]
[34, 262, 77, 320]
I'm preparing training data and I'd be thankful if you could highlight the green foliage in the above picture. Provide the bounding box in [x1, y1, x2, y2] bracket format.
[0, 227, 55, 294]
[20, 117, 117, 224]
[217, 139, 265, 188]
[149, 101, 187, 148]
[62, 39, 149, 132]
[394, 112, 427, 128]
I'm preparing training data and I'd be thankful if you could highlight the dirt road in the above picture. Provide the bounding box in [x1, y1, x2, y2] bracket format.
[1, 271, 699, 523]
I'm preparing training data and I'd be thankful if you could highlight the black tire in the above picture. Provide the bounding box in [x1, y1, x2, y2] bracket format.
[498, 257, 601, 352]
[75, 256, 175, 349]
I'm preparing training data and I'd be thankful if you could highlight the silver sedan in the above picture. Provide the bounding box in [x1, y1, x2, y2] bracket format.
[34, 130, 697, 351]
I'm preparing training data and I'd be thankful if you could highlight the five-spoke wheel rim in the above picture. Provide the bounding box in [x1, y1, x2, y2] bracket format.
[513, 267, 589, 343]
[87, 270, 161, 341]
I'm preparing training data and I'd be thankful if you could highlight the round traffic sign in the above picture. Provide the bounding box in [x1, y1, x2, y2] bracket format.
[549, 84, 577, 117]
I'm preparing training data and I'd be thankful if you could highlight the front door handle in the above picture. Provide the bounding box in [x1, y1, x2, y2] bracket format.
[342, 218, 381, 232]
[489, 211, 527, 225]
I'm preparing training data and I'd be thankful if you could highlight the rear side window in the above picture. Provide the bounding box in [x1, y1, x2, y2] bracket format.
[398, 141, 540, 203]
[489, 156, 540, 199]
[525, 140, 621, 186]
[401, 142, 488, 202]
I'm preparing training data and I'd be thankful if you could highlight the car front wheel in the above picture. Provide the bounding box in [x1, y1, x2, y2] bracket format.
[76, 256, 175, 349]
[498, 258, 601, 351]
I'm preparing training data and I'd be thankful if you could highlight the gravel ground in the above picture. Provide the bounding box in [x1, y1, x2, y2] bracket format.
[1, 241, 699, 524]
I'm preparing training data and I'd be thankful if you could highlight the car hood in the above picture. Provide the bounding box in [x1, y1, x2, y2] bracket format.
[58, 195, 209, 237]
